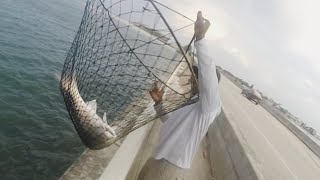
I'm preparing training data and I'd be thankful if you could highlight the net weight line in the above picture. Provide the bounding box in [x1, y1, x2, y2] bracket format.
[148, 0, 198, 86]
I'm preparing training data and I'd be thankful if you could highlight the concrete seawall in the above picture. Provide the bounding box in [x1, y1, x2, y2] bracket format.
[207, 110, 259, 180]
[60, 143, 120, 179]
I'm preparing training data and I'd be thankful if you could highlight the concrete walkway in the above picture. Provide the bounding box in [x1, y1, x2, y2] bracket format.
[126, 119, 214, 180]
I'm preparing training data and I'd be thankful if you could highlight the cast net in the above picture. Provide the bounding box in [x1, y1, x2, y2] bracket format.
[60, 0, 197, 149]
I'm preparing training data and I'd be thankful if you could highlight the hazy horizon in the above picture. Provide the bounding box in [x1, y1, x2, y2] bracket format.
[161, 0, 320, 132]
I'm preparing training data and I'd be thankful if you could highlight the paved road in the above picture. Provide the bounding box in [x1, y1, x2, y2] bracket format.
[219, 75, 320, 180]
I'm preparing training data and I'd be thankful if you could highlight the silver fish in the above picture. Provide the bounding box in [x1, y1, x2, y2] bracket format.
[60, 75, 117, 149]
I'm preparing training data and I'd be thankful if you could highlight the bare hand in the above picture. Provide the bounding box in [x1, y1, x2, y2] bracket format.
[149, 81, 164, 105]
[194, 11, 210, 41]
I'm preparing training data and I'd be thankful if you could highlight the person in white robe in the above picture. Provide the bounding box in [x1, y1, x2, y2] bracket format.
[138, 11, 222, 180]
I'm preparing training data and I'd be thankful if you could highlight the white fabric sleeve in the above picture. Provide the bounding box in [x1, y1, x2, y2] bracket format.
[154, 103, 169, 123]
[195, 39, 220, 113]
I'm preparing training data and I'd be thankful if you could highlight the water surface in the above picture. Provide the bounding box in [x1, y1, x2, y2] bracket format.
[0, 0, 87, 179]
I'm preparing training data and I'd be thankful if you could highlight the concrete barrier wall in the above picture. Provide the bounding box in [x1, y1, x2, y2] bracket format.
[207, 110, 259, 180]
[99, 122, 154, 180]
[60, 144, 120, 180]
[260, 102, 320, 158]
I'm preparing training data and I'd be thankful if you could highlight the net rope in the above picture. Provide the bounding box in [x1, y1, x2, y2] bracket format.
[60, 0, 197, 149]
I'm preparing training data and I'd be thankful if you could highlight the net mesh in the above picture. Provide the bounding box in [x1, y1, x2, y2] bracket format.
[60, 0, 197, 149]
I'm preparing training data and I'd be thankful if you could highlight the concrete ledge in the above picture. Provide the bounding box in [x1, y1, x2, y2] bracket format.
[260, 102, 320, 158]
[99, 122, 154, 180]
[60, 144, 120, 180]
[60, 120, 154, 180]
[208, 110, 259, 180]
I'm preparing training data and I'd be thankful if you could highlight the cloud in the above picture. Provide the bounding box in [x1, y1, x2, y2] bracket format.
[229, 47, 239, 54]
[303, 79, 314, 88]
[227, 47, 249, 68]
[160, 0, 320, 132]
[281, 0, 320, 72]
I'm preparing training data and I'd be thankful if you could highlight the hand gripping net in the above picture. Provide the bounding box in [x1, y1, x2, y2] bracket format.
[60, 0, 197, 149]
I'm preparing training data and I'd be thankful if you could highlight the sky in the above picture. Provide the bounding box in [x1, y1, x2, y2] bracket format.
[160, 0, 320, 132]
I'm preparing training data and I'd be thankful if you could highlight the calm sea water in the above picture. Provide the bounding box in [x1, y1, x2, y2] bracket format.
[0, 0, 87, 179]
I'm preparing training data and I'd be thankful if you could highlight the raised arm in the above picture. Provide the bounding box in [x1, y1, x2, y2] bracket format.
[194, 11, 220, 113]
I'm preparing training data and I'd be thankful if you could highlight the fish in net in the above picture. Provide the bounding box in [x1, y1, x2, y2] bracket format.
[60, 0, 198, 149]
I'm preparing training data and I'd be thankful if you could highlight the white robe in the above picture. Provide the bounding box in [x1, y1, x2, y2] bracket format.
[152, 39, 222, 168]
